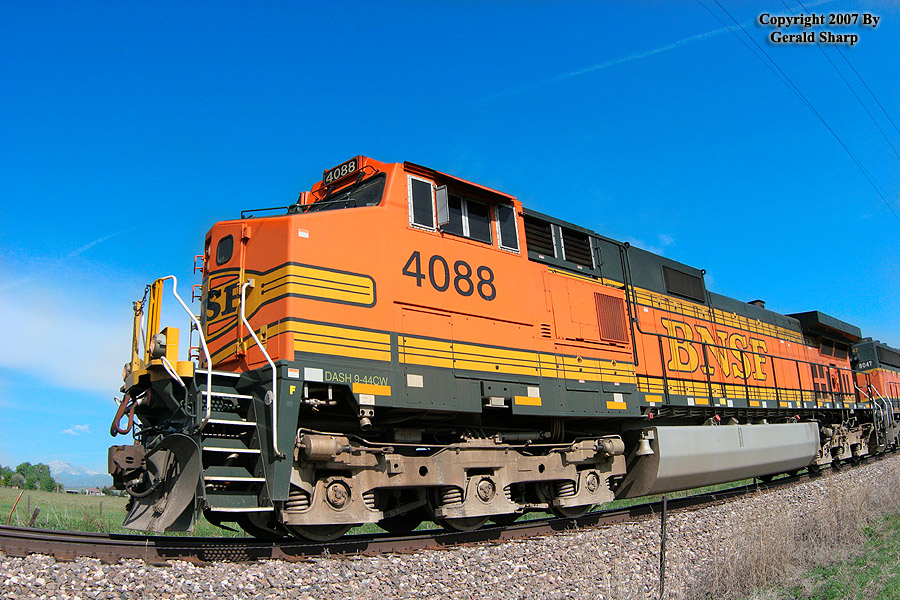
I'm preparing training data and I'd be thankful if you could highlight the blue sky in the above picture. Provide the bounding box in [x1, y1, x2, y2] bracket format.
[1, 1, 898, 473]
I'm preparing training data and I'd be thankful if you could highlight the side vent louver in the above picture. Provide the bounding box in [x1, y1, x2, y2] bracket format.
[524, 216, 555, 257]
[561, 229, 592, 269]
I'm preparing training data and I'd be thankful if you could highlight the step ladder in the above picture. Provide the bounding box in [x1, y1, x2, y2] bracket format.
[195, 368, 273, 515]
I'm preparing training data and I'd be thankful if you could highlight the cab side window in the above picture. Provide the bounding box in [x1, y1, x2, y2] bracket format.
[409, 176, 435, 229]
[496, 204, 519, 251]
[441, 194, 491, 244]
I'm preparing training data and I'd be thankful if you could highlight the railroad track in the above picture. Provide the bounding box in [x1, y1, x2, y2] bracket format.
[0, 467, 832, 565]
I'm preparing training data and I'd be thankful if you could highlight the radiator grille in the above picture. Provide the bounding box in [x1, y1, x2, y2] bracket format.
[595, 293, 628, 343]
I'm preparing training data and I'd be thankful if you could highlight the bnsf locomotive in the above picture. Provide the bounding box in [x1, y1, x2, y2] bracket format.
[108, 156, 900, 540]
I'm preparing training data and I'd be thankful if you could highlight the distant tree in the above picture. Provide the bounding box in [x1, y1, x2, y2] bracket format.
[0, 465, 12, 486]
[9, 473, 25, 488]
[32, 463, 54, 491]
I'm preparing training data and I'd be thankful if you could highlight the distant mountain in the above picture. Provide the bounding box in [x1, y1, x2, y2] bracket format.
[49, 461, 111, 489]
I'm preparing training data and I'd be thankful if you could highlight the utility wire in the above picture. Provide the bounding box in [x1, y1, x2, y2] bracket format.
[698, 0, 900, 225]
[797, 0, 900, 138]
[785, 0, 900, 159]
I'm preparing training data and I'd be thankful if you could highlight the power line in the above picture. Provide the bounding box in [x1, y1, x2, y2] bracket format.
[785, 0, 900, 159]
[697, 0, 900, 225]
[795, 0, 900, 138]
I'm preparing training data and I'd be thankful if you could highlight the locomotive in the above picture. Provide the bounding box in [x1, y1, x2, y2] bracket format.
[107, 156, 900, 540]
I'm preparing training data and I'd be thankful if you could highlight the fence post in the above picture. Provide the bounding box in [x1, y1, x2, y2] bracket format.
[28, 508, 41, 528]
[659, 495, 667, 600]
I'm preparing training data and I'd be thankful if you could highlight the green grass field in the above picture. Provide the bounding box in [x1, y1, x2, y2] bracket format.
[0, 488, 242, 537]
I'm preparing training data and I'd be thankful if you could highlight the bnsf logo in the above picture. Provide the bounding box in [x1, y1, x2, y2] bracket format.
[660, 318, 769, 382]
[203, 274, 242, 332]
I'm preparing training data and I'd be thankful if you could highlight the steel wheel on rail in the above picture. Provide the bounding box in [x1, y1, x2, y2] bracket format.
[537, 482, 593, 519]
[489, 513, 521, 526]
[284, 524, 356, 542]
[426, 488, 489, 532]
[378, 506, 429, 535]
[549, 504, 593, 519]
[433, 515, 490, 532]
[237, 514, 287, 539]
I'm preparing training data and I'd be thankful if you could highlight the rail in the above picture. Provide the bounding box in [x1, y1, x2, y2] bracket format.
[4, 454, 892, 565]
[153, 275, 213, 426]
[240, 279, 284, 458]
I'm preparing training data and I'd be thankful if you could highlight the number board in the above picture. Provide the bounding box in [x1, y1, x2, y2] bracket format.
[323, 158, 360, 185]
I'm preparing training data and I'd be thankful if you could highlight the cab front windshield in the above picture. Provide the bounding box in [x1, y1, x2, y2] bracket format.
[305, 174, 385, 212]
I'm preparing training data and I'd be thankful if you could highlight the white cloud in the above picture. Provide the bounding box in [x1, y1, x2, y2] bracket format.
[61, 424, 91, 436]
[0, 282, 132, 394]
[624, 233, 676, 257]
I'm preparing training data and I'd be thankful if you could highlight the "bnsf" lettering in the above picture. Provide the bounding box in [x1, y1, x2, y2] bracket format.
[660, 318, 769, 381]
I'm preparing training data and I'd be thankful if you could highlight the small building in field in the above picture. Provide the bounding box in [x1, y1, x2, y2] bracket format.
[82, 487, 103, 496]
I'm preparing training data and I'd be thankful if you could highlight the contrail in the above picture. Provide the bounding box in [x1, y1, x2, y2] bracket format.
[0, 231, 126, 292]
[64, 232, 122, 259]
[481, 0, 834, 102]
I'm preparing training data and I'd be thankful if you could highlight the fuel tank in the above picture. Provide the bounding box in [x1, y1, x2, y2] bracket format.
[615, 422, 819, 499]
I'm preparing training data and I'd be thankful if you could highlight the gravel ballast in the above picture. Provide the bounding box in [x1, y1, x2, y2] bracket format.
[3, 455, 900, 600]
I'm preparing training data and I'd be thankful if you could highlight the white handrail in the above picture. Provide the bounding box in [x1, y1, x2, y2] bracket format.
[157, 275, 213, 426]
[240, 280, 284, 458]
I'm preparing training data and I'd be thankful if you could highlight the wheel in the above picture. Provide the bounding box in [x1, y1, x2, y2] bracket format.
[237, 514, 287, 539]
[434, 515, 490, 532]
[284, 523, 355, 542]
[537, 482, 593, 519]
[549, 504, 593, 519]
[426, 488, 489, 532]
[378, 507, 428, 534]
[489, 513, 521, 527]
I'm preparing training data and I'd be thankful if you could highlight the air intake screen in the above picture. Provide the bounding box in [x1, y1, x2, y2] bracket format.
[524, 216, 555, 257]
[878, 346, 900, 369]
[662, 266, 705, 303]
[595, 293, 628, 343]
[562, 229, 593, 269]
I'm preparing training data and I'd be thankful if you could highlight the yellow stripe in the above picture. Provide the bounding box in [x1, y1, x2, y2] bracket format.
[626, 282, 804, 343]
[606, 400, 627, 410]
[292, 322, 391, 362]
[749, 400, 761, 407]
[352, 383, 391, 396]
[296, 321, 389, 345]
[645, 395, 663, 403]
[693, 398, 710, 405]
[514, 396, 542, 406]
[261, 264, 375, 306]
[295, 339, 390, 362]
